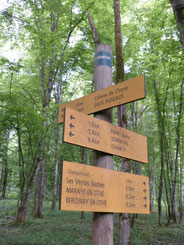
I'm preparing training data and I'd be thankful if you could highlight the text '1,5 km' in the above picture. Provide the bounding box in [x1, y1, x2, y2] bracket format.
[58, 75, 146, 123]
[60, 161, 150, 214]
[63, 107, 148, 163]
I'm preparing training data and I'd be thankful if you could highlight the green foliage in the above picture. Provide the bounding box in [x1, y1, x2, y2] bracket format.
[0, 200, 184, 244]
[0, 0, 184, 228]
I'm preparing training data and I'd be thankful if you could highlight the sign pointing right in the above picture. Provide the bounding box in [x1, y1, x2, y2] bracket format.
[60, 161, 150, 214]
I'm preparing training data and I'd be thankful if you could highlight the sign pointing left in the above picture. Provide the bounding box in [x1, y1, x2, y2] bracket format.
[63, 107, 148, 163]
[69, 131, 74, 137]
[70, 114, 75, 120]
[69, 123, 75, 129]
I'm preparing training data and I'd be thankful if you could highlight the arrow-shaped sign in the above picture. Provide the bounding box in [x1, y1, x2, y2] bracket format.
[63, 107, 148, 163]
[70, 114, 75, 120]
[69, 123, 75, 129]
[60, 161, 150, 214]
[69, 131, 74, 137]
[58, 75, 146, 124]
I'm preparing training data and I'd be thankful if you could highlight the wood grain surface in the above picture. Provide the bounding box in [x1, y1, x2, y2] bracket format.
[58, 75, 146, 123]
[60, 161, 150, 214]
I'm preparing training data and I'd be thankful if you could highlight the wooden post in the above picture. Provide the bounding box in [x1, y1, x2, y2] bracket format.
[92, 44, 114, 245]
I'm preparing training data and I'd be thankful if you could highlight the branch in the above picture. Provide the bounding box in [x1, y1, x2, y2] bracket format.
[87, 12, 100, 45]
[22, 86, 41, 110]
[61, 1, 95, 56]
[138, 105, 148, 119]
[1, 9, 31, 26]
[53, 1, 95, 79]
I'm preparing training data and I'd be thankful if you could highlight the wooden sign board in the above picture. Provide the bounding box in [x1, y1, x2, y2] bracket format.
[60, 161, 150, 214]
[58, 75, 146, 123]
[63, 108, 148, 163]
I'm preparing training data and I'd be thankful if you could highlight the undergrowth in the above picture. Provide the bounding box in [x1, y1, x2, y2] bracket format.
[0, 199, 183, 244]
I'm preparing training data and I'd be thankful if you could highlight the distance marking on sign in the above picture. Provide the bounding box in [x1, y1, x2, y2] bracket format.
[60, 161, 150, 214]
[63, 107, 148, 163]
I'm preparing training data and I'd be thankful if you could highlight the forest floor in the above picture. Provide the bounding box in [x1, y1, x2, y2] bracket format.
[0, 199, 184, 245]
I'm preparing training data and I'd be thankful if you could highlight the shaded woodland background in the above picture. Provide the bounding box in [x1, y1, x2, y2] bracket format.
[0, 0, 184, 240]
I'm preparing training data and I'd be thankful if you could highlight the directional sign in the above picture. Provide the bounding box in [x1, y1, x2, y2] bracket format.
[58, 75, 146, 123]
[60, 161, 150, 214]
[63, 108, 148, 163]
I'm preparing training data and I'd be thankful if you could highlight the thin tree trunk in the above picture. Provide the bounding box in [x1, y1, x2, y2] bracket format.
[1, 161, 8, 199]
[130, 102, 140, 227]
[153, 80, 169, 226]
[149, 165, 155, 212]
[178, 152, 184, 224]
[1, 131, 10, 199]
[32, 122, 47, 218]
[0, 163, 3, 194]
[164, 168, 171, 221]
[51, 122, 60, 210]
[17, 127, 25, 203]
[154, 90, 164, 226]
[164, 133, 173, 222]
[168, 79, 183, 224]
[51, 78, 62, 210]
[81, 148, 88, 219]
[32, 8, 57, 217]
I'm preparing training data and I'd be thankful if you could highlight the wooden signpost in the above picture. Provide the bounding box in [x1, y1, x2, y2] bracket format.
[58, 75, 146, 124]
[59, 42, 149, 245]
[60, 161, 150, 214]
[63, 107, 148, 163]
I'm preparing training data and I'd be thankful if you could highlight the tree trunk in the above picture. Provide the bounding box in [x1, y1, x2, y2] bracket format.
[17, 127, 25, 203]
[16, 3, 93, 225]
[32, 7, 58, 218]
[16, 156, 42, 224]
[33, 3, 88, 216]
[1, 161, 8, 199]
[114, 0, 131, 244]
[168, 79, 183, 225]
[51, 79, 62, 210]
[80, 148, 88, 219]
[148, 143, 156, 213]
[92, 43, 114, 245]
[153, 80, 166, 226]
[33, 163, 45, 218]
[16, 206, 27, 225]
[32, 127, 46, 218]
[51, 123, 60, 210]
[178, 176, 184, 224]
[1, 131, 10, 199]
[169, 0, 184, 49]
[88, 14, 114, 245]
[0, 163, 3, 194]
[178, 145, 184, 224]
